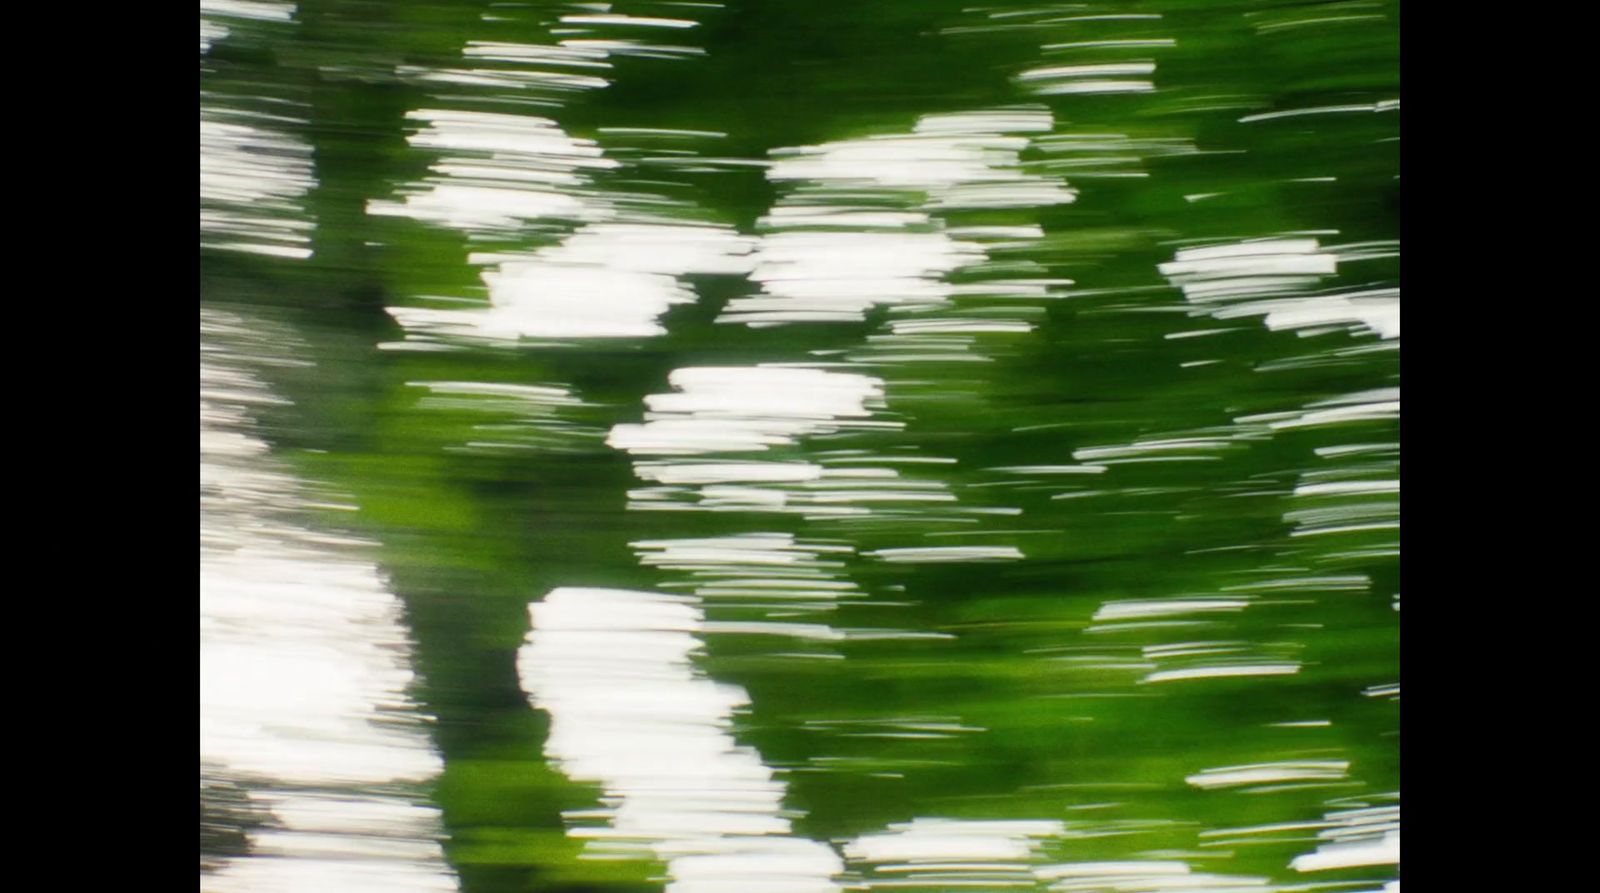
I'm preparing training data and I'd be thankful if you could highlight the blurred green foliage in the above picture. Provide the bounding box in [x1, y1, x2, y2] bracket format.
[201, 1, 1399, 890]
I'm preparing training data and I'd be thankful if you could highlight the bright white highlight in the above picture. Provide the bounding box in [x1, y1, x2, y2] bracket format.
[1160, 239, 1399, 339]
[518, 587, 845, 891]
[610, 366, 888, 455]
[200, 310, 454, 892]
[720, 107, 1075, 328]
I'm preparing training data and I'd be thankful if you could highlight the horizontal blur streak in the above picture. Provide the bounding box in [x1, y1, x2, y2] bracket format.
[372, 109, 760, 343]
[721, 107, 1074, 330]
[372, 6, 739, 348]
[612, 366, 889, 458]
[200, 0, 293, 54]
[1160, 239, 1399, 340]
[1290, 797, 1400, 873]
[406, 379, 607, 454]
[634, 533, 860, 621]
[1185, 761, 1349, 790]
[199, 2, 313, 260]
[199, 104, 315, 259]
[845, 818, 1061, 887]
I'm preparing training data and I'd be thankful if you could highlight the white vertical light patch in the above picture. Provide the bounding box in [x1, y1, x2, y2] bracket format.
[518, 587, 845, 891]
[201, 311, 454, 892]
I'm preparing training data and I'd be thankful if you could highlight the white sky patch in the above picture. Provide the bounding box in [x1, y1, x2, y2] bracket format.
[201, 0, 295, 20]
[730, 228, 984, 324]
[1161, 239, 1337, 295]
[483, 223, 753, 337]
[1238, 291, 1398, 339]
[721, 108, 1074, 327]
[386, 220, 755, 340]
[1290, 801, 1399, 874]
[201, 311, 454, 892]
[495, 261, 692, 337]
[374, 107, 762, 342]
[200, 107, 316, 259]
[1292, 832, 1400, 872]
[1159, 238, 1399, 340]
[766, 127, 1047, 194]
[610, 370, 981, 517]
[368, 110, 617, 234]
[609, 366, 890, 454]
[201, 0, 295, 53]
[518, 587, 845, 889]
